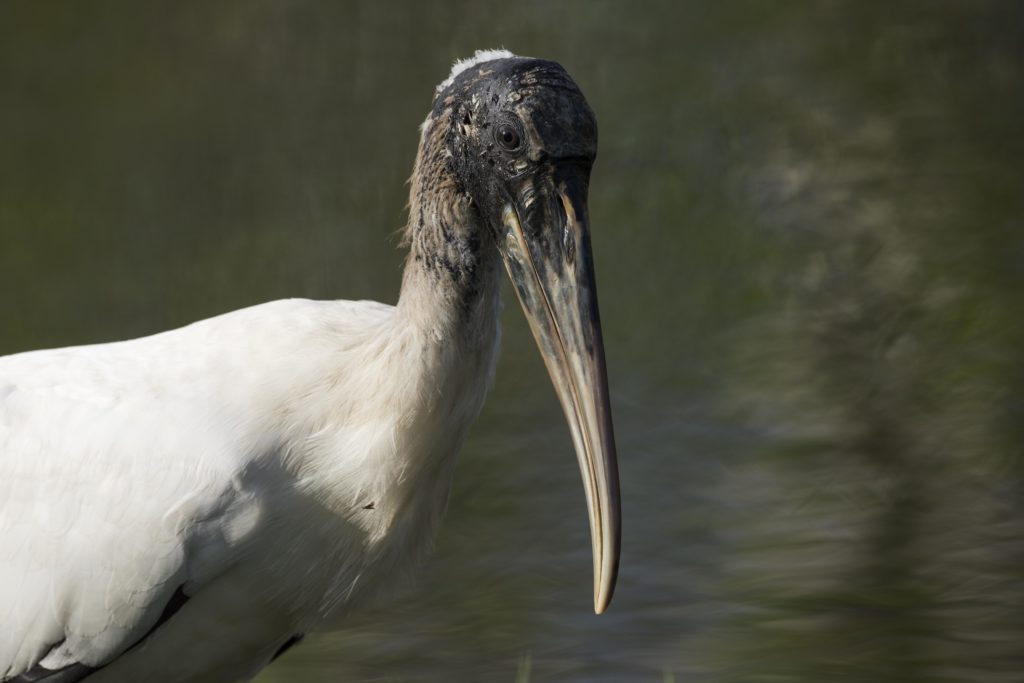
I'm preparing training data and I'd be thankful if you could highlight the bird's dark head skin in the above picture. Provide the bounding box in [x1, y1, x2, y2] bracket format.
[436, 56, 598, 216]
[407, 54, 621, 615]
[406, 57, 597, 296]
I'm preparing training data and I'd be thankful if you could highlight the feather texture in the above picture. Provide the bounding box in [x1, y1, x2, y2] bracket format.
[0, 290, 502, 681]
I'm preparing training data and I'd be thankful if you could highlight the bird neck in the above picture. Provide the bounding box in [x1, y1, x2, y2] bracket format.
[380, 125, 503, 533]
[395, 118, 504, 351]
[397, 245, 503, 348]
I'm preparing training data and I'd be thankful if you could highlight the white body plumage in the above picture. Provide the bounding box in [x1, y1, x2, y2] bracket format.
[1, 289, 502, 681]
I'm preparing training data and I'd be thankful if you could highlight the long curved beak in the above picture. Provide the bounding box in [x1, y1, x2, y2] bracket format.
[496, 161, 621, 614]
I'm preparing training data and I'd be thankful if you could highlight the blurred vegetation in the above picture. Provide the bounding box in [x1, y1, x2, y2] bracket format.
[1, 1, 1022, 681]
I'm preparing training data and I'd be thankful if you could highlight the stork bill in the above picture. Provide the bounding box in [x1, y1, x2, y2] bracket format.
[0, 49, 620, 682]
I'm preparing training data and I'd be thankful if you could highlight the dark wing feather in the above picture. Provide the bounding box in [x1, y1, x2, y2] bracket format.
[8, 586, 190, 683]
[9, 662, 96, 683]
[269, 634, 305, 664]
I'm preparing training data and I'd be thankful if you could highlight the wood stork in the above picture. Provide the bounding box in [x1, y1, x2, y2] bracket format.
[0, 50, 620, 683]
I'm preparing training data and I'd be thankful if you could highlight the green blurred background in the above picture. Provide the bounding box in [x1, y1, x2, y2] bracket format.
[2, 2, 1023, 681]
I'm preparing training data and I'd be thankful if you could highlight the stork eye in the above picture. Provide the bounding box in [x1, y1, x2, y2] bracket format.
[495, 123, 522, 152]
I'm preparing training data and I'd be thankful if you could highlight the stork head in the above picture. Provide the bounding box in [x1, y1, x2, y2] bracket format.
[428, 51, 620, 614]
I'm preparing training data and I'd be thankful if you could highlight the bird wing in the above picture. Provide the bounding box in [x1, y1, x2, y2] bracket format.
[0, 341, 262, 681]
[0, 298, 386, 681]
